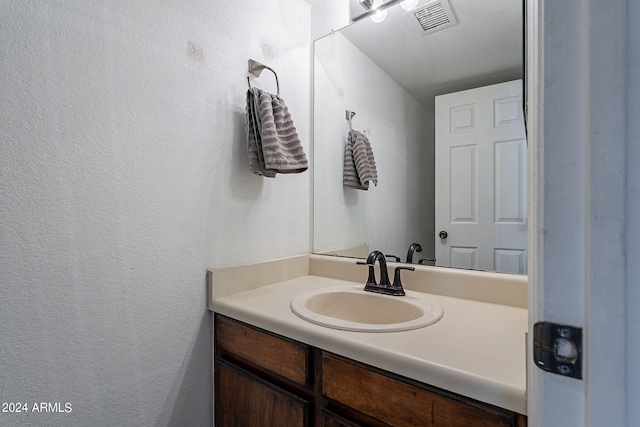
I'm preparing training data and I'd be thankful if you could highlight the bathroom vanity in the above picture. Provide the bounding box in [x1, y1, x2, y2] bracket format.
[208, 255, 528, 426]
[215, 315, 526, 426]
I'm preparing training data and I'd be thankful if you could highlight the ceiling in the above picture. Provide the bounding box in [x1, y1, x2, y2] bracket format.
[338, 0, 523, 108]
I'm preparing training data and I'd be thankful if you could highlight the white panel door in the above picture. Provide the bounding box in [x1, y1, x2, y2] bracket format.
[435, 80, 527, 274]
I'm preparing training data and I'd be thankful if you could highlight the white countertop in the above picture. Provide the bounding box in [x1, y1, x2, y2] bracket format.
[212, 273, 527, 415]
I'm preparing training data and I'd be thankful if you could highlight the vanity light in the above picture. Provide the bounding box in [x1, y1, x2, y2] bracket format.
[401, 0, 419, 10]
[370, 0, 388, 23]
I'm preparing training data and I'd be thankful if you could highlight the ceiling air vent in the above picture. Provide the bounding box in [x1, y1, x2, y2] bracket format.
[408, 0, 458, 35]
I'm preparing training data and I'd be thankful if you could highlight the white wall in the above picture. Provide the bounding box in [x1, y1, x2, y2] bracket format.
[0, 1, 310, 426]
[310, 0, 349, 40]
[313, 31, 434, 260]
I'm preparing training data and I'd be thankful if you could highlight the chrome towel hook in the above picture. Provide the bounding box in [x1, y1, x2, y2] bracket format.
[247, 59, 280, 95]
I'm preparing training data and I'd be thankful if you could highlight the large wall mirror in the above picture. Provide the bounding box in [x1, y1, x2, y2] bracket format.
[313, 0, 527, 274]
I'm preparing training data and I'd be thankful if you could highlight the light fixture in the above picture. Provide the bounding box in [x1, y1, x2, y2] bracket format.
[370, 0, 387, 23]
[400, 0, 419, 10]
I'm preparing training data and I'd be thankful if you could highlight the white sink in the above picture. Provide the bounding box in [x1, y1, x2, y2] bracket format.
[290, 285, 443, 332]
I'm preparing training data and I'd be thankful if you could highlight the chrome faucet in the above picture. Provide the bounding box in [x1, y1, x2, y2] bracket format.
[357, 250, 413, 296]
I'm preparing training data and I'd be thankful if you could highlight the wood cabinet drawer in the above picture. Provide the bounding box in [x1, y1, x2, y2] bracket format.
[215, 314, 309, 385]
[322, 409, 365, 427]
[217, 361, 308, 427]
[322, 353, 518, 427]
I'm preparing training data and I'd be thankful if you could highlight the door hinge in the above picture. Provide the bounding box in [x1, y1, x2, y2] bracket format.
[533, 322, 583, 379]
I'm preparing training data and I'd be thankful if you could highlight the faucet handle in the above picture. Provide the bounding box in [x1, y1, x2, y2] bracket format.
[385, 254, 401, 262]
[418, 258, 436, 265]
[392, 266, 414, 291]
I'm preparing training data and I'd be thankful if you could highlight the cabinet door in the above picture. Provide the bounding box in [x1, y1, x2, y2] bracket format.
[216, 361, 308, 427]
[322, 409, 364, 427]
[322, 353, 517, 427]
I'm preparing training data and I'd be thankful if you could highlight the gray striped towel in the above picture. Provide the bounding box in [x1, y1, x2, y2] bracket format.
[343, 130, 378, 190]
[246, 87, 308, 177]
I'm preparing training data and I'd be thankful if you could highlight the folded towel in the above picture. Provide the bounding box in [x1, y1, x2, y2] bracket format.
[246, 87, 308, 177]
[343, 130, 378, 190]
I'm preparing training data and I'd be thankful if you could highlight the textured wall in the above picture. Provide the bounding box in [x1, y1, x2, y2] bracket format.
[0, 1, 310, 426]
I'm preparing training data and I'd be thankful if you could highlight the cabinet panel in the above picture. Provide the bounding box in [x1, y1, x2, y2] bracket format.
[216, 314, 309, 385]
[322, 353, 515, 427]
[322, 409, 364, 427]
[216, 361, 308, 427]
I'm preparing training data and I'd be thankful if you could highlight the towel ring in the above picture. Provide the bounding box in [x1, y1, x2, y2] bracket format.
[247, 59, 280, 95]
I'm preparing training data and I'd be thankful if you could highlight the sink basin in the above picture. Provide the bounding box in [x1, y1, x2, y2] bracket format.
[290, 285, 443, 332]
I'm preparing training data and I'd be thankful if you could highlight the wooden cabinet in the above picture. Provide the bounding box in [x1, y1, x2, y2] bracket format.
[322, 410, 366, 427]
[322, 353, 521, 427]
[216, 314, 309, 386]
[216, 361, 308, 427]
[214, 314, 526, 427]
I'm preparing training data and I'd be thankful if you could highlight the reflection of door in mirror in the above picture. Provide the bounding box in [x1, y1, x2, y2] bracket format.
[435, 80, 527, 274]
